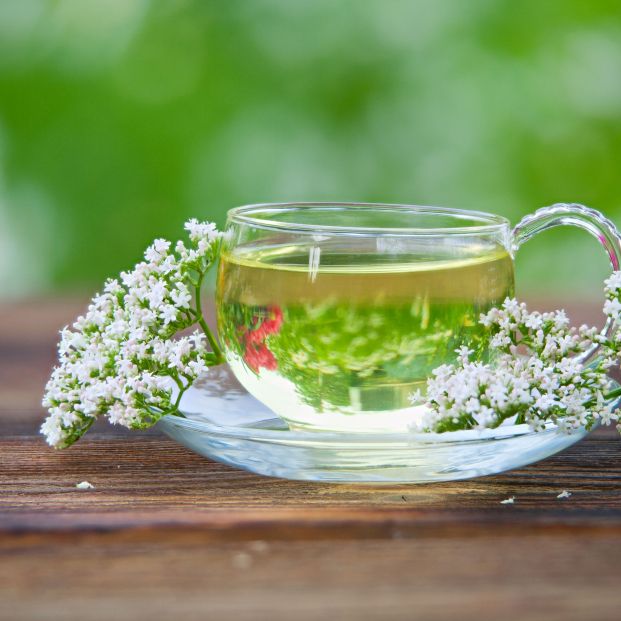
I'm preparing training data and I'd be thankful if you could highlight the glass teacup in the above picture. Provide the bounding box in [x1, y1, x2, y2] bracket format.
[216, 202, 620, 433]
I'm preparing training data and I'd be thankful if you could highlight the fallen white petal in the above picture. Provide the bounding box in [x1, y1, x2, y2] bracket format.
[75, 481, 95, 490]
[556, 490, 572, 499]
[500, 496, 515, 505]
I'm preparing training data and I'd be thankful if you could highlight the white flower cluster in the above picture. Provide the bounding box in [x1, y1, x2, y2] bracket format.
[41, 219, 224, 448]
[412, 272, 621, 435]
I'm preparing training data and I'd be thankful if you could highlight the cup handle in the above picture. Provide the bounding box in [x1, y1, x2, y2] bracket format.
[511, 203, 621, 362]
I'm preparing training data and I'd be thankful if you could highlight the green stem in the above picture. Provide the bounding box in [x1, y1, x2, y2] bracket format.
[581, 386, 621, 410]
[194, 270, 224, 363]
[603, 386, 621, 402]
[155, 406, 186, 419]
[156, 376, 189, 419]
[169, 389, 186, 415]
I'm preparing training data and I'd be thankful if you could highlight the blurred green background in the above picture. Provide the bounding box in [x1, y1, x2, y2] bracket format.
[1, 0, 620, 300]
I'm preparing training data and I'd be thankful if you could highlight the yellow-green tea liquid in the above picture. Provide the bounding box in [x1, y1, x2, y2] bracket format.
[217, 244, 514, 431]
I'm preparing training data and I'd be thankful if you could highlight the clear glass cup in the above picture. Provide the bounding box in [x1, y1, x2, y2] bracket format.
[215, 202, 621, 433]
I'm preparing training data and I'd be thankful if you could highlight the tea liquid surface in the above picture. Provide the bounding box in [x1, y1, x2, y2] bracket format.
[217, 243, 514, 430]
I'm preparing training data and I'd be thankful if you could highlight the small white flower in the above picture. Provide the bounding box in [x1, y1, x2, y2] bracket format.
[552, 309, 569, 330]
[604, 271, 621, 292]
[160, 305, 178, 325]
[455, 345, 473, 362]
[171, 285, 192, 309]
[524, 314, 543, 330]
[556, 490, 572, 499]
[409, 389, 424, 405]
[604, 298, 621, 318]
[76, 481, 95, 490]
[145, 238, 171, 262]
[500, 496, 515, 505]
[187, 358, 209, 376]
[490, 333, 512, 348]
[184, 218, 219, 243]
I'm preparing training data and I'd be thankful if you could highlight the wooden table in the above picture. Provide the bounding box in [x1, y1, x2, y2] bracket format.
[2, 299, 620, 621]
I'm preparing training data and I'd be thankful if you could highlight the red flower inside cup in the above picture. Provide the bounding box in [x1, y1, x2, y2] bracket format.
[242, 306, 283, 372]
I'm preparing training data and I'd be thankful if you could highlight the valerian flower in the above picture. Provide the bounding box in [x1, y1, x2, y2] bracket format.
[411, 272, 621, 435]
[41, 220, 225, 448]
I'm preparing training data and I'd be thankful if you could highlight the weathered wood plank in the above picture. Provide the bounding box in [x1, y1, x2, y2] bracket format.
[1, 535, 621, 621]
[1, 432, 620, 539]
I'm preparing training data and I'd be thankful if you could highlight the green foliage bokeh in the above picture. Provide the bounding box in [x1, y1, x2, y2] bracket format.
[0, 0, 620, 297]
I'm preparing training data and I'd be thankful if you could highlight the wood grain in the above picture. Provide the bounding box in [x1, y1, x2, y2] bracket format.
[2, 298, 621, 621]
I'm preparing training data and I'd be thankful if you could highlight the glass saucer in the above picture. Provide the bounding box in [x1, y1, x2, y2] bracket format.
[157, 365, 617, 484]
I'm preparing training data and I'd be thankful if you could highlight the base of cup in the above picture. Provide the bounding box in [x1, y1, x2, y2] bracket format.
[280, 405, 428, 434]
